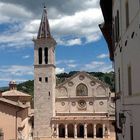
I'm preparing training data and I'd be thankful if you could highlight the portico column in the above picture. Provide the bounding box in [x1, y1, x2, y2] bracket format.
[56, 124, 59, 138]
[108, 123, 110, 138]
[51, 124, 54, 138]
[65, 124, 68, 138]
[74, 124, 77, 138]
[94, 124, 96, 138]
[103, 124, 105, 138]
[84, 123, 87, 138]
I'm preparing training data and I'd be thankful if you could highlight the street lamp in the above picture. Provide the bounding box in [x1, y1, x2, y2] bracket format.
[119, 113, 126, 125]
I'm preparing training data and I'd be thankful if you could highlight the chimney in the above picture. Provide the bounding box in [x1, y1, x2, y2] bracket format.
[9, 81, 17, 90]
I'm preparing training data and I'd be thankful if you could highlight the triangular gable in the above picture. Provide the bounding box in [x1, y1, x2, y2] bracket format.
[56, 71, 109, 88]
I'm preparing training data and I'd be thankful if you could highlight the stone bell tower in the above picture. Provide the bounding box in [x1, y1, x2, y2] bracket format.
[33, 6, 56, 139]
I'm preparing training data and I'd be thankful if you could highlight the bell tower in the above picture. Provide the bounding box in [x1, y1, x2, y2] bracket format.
[33, 6, 56, 139]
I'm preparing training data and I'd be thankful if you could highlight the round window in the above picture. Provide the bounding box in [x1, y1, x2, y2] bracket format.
[78, 100, 86, 108]
[68, 81, 74, 87]
[99, 101, 104, 105]
[71, 102, 76, 106]
[90, 81, 96, 86]
[61, 102, 65, 106]
[79, 75, 85, 80]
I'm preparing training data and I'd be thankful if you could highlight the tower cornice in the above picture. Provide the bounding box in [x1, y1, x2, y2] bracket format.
[34, 64, 56, 68]
[33, 37, 56, 46]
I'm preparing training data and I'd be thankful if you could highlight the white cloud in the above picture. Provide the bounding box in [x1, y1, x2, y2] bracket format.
[81, 61, 113, 73]
[0, 2, 32, 23]
[86, 33, 101, 43]
[0, 65, 33, 77]
[50, 8, 103, 36]
[0, 78, 27, 83]
[84, 61, 105, 70]
[97, 53, 109, 59]
[0, 1, 103, 48]
[67, 38, 82, 46]
[56, 60, 76, 65]
[0, 65, 33, 86]
[67, 64, 77, 68]
[22, 55, 30, 59]
[56, 59, 77, 69]
[56, 67, 65, 74]
[99, 65, 113, 72]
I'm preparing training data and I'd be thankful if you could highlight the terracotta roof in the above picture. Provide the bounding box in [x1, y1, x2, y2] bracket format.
[0, 97, 29, 108]
[2, 90, 31, 97]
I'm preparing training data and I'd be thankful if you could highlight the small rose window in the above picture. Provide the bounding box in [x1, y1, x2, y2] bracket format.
[78, 100, 86, 108]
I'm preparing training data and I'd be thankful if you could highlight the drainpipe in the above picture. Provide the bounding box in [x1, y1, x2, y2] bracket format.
[16, 108, 22, 140]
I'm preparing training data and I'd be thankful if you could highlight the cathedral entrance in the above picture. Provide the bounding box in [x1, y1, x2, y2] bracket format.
[68, 124, 74, 138]
[96, 124, 103, 138]
[59, 124, 65, 138]
[77, 124, 84, 138]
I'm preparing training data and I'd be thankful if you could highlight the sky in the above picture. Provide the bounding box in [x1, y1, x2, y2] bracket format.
[0, 0, 113, 87]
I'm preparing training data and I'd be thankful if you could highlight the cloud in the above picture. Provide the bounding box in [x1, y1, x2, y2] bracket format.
[56, 60, 76, 65]
[97, 53, 109, 59]
[0, 0, 103, 48]
[67, 64, 77, 68]
[0, 0, 99, 17]
[67, 38, 82, 46]
[22, 55, 30, 59]
[56, 59, 77, 69]
[0, 65, 33, 78]
[56, 67, 65, 74]
[0, 2, 32, 23]
[84, 61, 105, 70]
[81, 61, 113, 72]
[0, 65, 33, 86]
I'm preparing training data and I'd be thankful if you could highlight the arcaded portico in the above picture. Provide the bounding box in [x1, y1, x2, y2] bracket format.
[51, 116, 115, 139]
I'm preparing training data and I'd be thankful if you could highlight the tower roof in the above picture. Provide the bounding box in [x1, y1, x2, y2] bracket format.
[37, 6, 51, 39]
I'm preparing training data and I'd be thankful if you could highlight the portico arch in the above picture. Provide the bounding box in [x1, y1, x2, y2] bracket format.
[96, 124, 103, 138]
[59, 124, 65, 138]
[87, 124, 93, 138]
[77, 124, 84, 138]
[68, 124, 74, 138]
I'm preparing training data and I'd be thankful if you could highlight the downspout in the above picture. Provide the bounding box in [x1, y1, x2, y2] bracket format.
[16, 108, 22, 140]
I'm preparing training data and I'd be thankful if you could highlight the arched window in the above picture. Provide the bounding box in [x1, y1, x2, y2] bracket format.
[59, 124, 65, 138]
[38, 48, 42, 64]
[76, 84, 88, 96]
[44, 47, 48, 64]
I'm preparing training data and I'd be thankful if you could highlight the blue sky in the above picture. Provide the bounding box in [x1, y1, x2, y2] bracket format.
[0, 0, 113, 87]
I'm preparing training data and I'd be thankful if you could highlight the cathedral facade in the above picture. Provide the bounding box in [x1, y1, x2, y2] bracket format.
[33, 7, 115, 140]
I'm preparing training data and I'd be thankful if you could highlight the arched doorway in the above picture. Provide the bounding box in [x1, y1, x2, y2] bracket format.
[87, 124, 93, 138]
[68, 124, 74, 138]
[96, 124, 103, 138]
[77, 124, 84, 138]
[59, 124, 65, 138]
